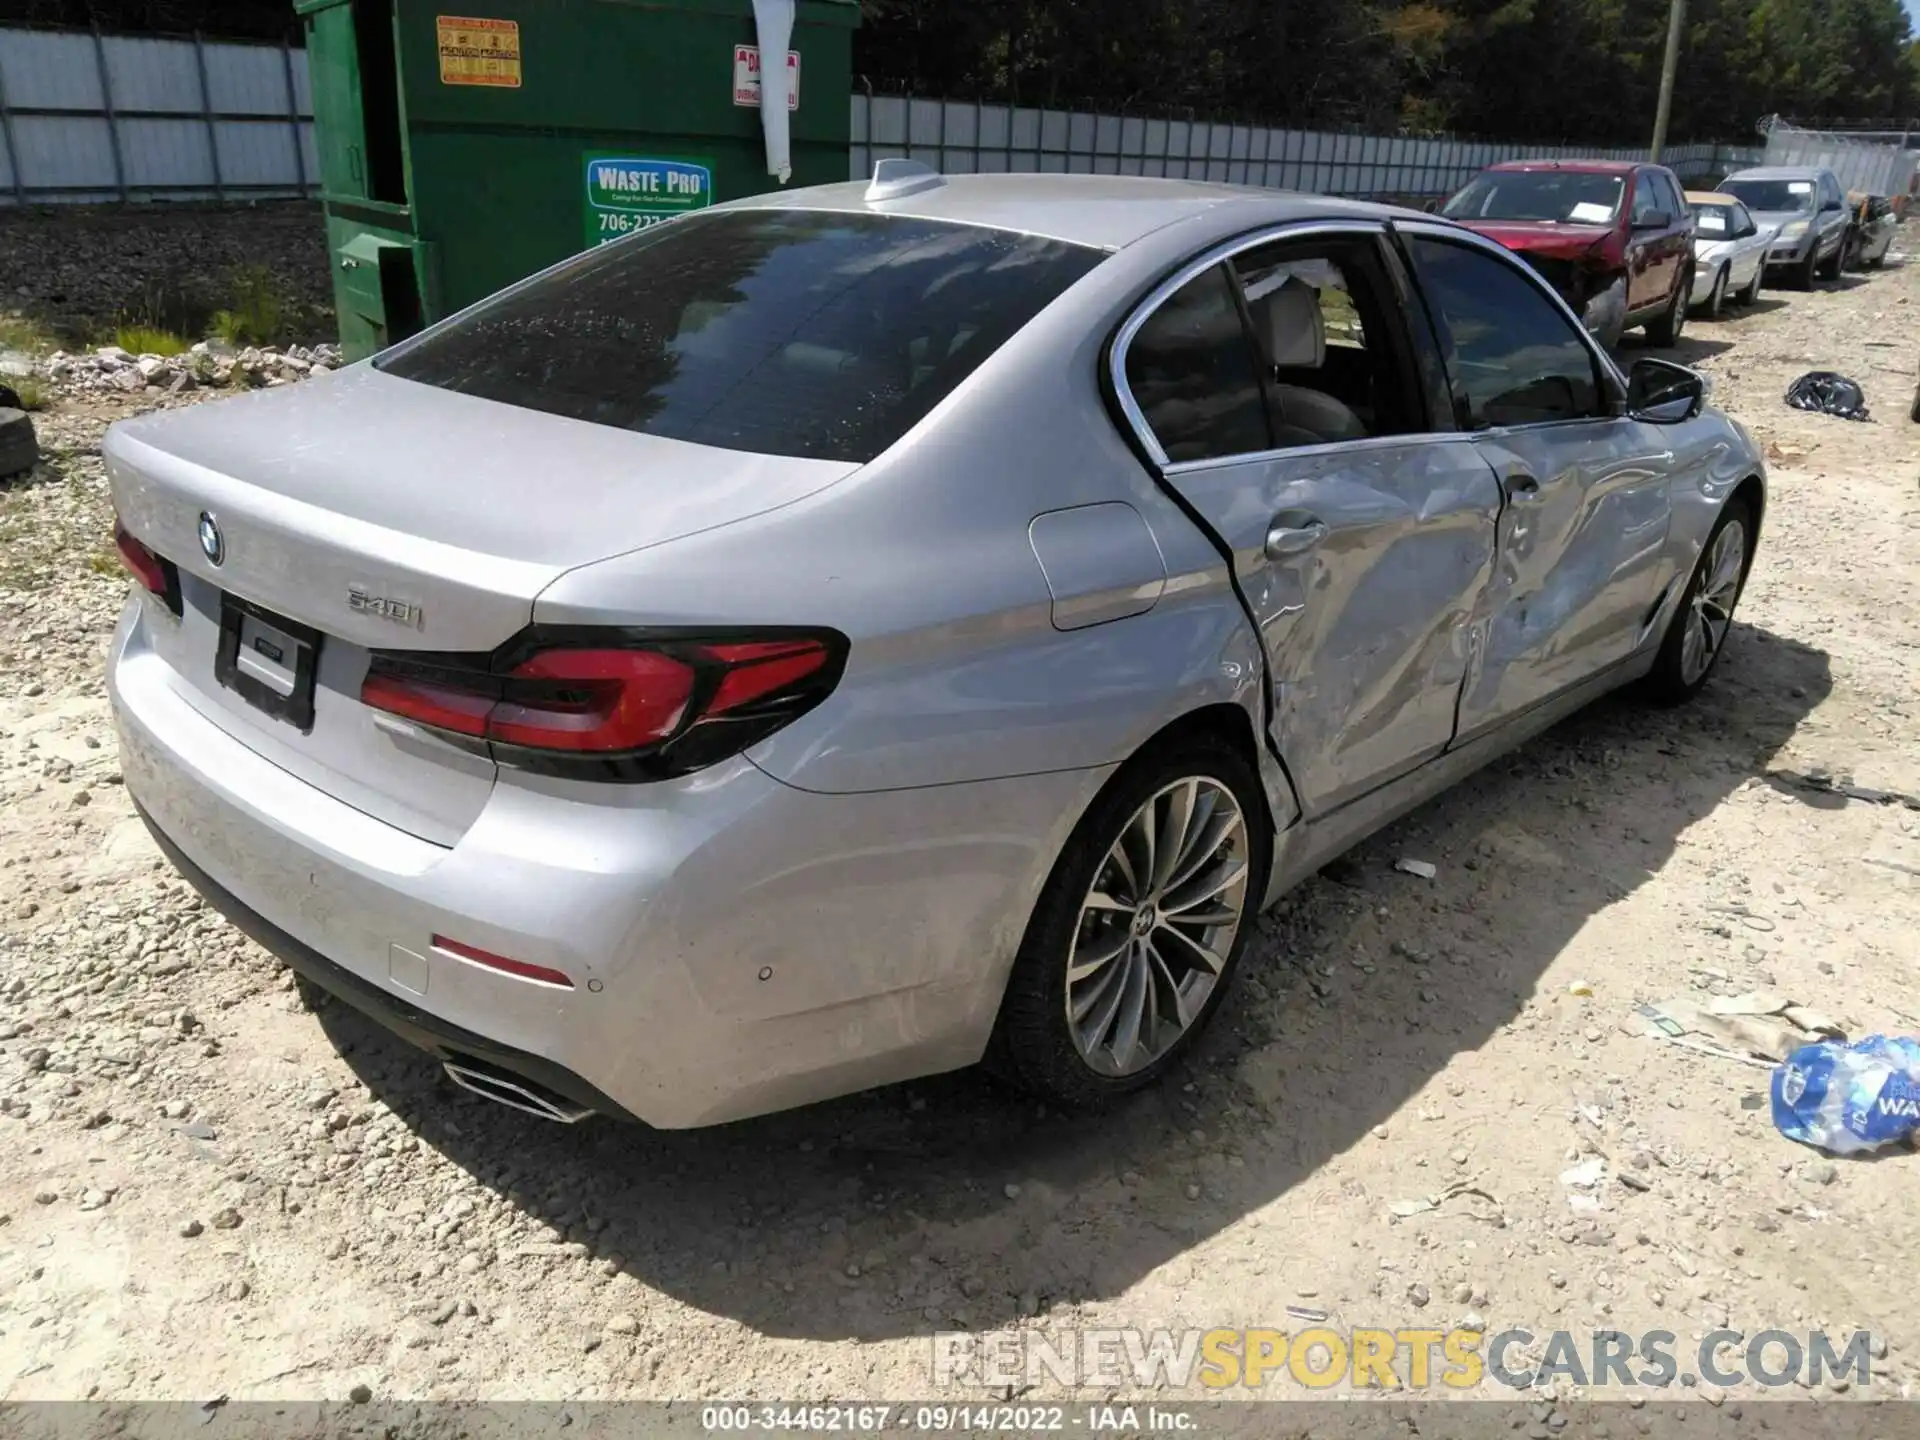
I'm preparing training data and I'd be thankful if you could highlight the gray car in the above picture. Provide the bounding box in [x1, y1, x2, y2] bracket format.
[105, 167, 1766, 1128]
[1719, 165, 1851, 289]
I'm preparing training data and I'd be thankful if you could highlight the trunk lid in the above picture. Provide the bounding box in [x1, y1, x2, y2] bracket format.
[106, 368, 857, 844]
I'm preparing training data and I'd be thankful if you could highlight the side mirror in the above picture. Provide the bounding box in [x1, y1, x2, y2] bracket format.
[1628, 357, 1706, 423]
[1633, 209, 1673, 230]
[1820, 198, 1844, 212]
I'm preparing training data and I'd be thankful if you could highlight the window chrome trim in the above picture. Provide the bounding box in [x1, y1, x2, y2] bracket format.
[1108, 218, 1391, 471]
[1161, 429, 1478, 479]
[1110, 214, 1635, 471]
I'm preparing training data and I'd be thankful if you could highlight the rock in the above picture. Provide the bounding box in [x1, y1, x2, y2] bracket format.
[1408, 1282, 1430, 1307]
[161, 1100, 192, 1120]
[0, 350, 33, 378]
[180, 1121, 217, 1141]
[348, 1384, 372, 1404]
[179, 1218, 204, 1238]
[1453, 1282, 1473, 1305]
[225, 1278, 251, 1301]
[33, 1189, 58, 1206]
[1462, 1309, 1487, 1331]
[211, 1206, 242, 1230]
[135, 355, 169, 379]
[607, 1314, 640, 1335]
[1801, 1160, 1838, 1186]
[1002, 1182, 1021, 1200]
[107, 368, 147, 393]
[95, 345, 132, 364]
[1184, 1182, 1202, 1201]
[78, 1188, 110, 1211]
[429, 1299, 457, 1325]
[0, 407, 37, 478]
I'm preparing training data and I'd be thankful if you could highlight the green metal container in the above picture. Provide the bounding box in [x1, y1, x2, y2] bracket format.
[295, 0, 859, 360]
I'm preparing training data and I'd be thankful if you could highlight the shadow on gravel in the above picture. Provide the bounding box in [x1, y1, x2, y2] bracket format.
[317, 620, 1831, 1346]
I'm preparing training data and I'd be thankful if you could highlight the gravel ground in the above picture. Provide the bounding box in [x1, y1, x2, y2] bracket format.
[2, 216, 1920, 1412]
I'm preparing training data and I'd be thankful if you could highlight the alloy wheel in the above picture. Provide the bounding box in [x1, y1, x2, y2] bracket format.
[1679, 519, 1746, 685]
[1065, 777, 1250, 1077]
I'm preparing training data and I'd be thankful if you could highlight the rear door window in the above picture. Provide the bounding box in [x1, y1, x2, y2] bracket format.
[377, 209, 1105, 464]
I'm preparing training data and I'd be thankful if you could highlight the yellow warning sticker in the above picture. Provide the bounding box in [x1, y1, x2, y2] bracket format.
[437, 15, 521, 88]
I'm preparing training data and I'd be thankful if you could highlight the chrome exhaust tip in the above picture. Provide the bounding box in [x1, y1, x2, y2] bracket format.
[443, 1060, 594, 1124]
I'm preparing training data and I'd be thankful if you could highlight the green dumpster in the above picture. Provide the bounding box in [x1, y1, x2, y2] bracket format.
[296, 0, 859, 360]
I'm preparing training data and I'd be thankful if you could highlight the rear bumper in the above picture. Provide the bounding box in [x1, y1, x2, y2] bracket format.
[109, 596, 1107, 1128]
[134, 803, 635, 1121]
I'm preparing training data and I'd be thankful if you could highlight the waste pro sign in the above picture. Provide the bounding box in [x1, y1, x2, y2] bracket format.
[733, 45, 800, 108]
[583, 156, 714, 248]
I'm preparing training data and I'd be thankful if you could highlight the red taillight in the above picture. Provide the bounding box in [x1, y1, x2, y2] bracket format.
[490, 648, 696, 752]
[431, 934, 573, 988]
[114, 520, 171, 598]
[359, 631, 841, 781]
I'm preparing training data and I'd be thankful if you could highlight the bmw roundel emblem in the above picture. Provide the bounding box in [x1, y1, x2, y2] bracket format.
[197, 511, 224, 566]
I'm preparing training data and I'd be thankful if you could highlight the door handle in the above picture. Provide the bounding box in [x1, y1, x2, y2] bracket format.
[1265, 515, 1328, 559]
[1506, 472, 1543, 503]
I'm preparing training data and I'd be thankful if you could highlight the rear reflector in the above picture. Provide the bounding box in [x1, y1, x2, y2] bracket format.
[431, 934, 574, 989]
[360, 629, 844, 782]
[113, 520, 180, 614]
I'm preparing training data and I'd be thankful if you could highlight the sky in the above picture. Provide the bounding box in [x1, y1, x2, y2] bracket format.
[1910, 0, 1920, 37]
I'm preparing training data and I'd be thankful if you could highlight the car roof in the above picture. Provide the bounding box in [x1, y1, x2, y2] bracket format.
[721, 172, 1418, 251]
[1686, 190, 1740, 204]
[1484, 159, 1643, 176]
[1723, 166, 1827, 181]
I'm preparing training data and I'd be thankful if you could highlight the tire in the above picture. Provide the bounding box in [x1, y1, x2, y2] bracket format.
[1795, 246, 1818, 291]
[1644, 274, 1687, 347]
[988, 731, 1271, 1109]
[1819, 240, 1844, 282]
[1702, 266, 1728, 319]
[1741, 265, 1764, 305]
[1643, 498, 1755, 705]
[1867, 252, 1885, 271]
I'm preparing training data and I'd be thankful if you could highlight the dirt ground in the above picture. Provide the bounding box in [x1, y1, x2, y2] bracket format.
[3, 220, 1920, 1413]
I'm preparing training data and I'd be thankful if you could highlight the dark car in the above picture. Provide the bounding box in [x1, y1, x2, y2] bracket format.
[1443, 160, 1696, 349]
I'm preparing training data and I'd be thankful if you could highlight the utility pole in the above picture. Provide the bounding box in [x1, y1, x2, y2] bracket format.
[1650, 0, 1687, 160]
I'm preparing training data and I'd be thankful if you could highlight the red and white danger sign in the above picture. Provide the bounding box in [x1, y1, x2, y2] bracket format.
[733, 44, 800, 108]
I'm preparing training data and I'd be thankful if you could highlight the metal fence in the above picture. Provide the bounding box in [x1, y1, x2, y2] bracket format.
[0, 26, 316, 204]
[1, 21, 1774, 210]
[850, 95, 1764, 200]
[1760, 118, 1919, 198]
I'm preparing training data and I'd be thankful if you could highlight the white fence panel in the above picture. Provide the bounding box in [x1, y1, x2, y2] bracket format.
[0, 25, 313, 202]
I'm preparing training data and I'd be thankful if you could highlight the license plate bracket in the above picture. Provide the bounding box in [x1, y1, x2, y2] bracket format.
[215, 594, 323, 733]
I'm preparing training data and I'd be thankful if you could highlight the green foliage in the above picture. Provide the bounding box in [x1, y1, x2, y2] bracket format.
[0, 315, 58, 355]
[209, 266, 287, 348]
[10, 376, 51, 412]
[854, 0, 1920, 143]
[114, 325, 190, 358]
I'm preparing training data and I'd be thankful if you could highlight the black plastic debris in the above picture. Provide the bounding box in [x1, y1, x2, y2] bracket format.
[1784, 371, 1871, 422]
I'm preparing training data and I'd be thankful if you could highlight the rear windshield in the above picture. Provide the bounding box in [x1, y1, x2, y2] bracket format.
[377, 209, 1104, 464]
[1720, 179, 1814, 213]
[1442, 171, 1624, 224]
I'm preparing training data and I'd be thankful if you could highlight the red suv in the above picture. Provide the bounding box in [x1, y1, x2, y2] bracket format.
[1441, 160, 1696, 350]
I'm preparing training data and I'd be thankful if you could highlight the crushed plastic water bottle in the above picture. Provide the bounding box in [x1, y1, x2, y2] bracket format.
[1772, 1035, 1920, 1155]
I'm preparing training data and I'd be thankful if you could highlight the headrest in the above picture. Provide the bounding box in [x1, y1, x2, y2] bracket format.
[1253, 278, 1325, 370]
